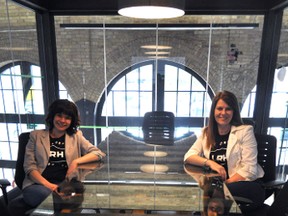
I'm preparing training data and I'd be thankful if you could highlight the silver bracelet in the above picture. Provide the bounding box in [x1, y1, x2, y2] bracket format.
[96, 153, 103, 160]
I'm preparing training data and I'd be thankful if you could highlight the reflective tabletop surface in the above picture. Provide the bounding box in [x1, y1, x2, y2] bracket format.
[31, 162, 242, 215]
[31, 131, 242, 215]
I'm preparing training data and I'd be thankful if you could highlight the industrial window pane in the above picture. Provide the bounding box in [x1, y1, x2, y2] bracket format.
[177, 92, 191, 117]
[26, 90, 44, 114]
[102, 92, 113, 116]
[30, 65, 42, 88]
[192, 77, 206, 91]
[1, 66, 21, 89]
[3, 90, 18, 113]
[241, 86, 256, 118]
[113, 92, 126, 116]
[164, 92, 177, 114]
[270, 92, 288, 117]
[126, 70, 139, 91]
[127, 92, 139, 116]
[140, 92, 152, 115]
[113, 78, 125, 91]
[0, 142, 11, 160]
[164, 65, 178, 91]
[139, 65, 153, 91]
[178, 69, 192, 91]
[191, 92, 206, 117]
[269, 67, 288, 118]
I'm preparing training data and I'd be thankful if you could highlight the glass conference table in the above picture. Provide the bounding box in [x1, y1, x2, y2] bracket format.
[31, 131, 242, 215]
[31, 162, 242, 215]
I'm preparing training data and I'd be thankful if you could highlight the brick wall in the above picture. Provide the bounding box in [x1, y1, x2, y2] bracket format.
[1, 1, 288, 107]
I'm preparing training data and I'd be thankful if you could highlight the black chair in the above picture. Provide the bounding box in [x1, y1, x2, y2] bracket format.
[267, 180, 288, 216]
[0, 179, 11, 205]
[142, 111, 175, 146]
[242, 118, 256, 128]
[255, 133, 286, 199]
[0, 132, 31, 215]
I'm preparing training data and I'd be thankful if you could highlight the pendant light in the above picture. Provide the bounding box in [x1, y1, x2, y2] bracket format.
[118, 0, 185, 19]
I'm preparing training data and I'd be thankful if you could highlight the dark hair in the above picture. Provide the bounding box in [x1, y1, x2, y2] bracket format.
[205, 90, 243, 148]
[45, 99, 80, 135]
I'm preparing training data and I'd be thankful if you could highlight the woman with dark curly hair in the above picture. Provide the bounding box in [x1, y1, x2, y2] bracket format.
[21, 99, 105, 208]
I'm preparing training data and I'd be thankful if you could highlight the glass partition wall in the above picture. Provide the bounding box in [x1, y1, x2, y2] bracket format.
[52, 14, 264, 194]
[54, 15, 263, 140]
[0, 0, 42, 185]
[50, 15, 265, 211]
[1, 0, 288, 203]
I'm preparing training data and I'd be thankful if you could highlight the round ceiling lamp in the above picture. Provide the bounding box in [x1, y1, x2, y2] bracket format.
[118, 0, 185, 19]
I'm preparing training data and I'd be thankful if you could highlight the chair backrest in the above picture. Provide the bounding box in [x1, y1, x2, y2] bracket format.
[255, 133, 277, 183]
[242, 118, 256, 128]
[15, 132, 30, 189]
[142, 111, 175, 145]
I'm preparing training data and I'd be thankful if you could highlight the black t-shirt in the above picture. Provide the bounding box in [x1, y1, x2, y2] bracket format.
[210, 132, 230, 178]
[42, 135, 68, 183]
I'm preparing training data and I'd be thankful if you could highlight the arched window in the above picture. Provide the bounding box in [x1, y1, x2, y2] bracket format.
[0, 61, 70, 181]
[96, 60, 214, 139]
[0, 61, 45, 181]
[0, 61, 44, 115]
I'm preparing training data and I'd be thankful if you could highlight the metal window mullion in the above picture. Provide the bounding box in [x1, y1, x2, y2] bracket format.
[125, 75, 128, 116]
[189, 76, 193, 117]
[138, 67, 141, 116]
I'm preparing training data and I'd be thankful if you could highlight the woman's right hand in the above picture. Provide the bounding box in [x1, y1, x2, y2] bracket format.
[206, 160, 227, 181]
[45, 182, 58, 191]
[28, 170, 59, 191]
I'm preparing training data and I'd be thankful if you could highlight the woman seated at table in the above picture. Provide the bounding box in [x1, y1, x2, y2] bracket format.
[184, 90, 265, 214]
[21, 99, 106, 208]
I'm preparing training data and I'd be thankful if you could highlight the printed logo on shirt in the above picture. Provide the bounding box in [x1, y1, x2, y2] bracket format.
[48, 136, 67, 168]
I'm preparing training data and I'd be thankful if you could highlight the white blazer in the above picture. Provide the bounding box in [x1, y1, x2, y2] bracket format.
[184, 125, 264, 181]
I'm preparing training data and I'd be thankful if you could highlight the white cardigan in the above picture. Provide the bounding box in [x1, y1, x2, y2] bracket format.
[184, 125, 264, 181]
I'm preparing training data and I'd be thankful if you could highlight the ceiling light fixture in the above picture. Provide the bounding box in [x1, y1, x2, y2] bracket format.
[60, 23, 259, 30]
[147, 56, 168, 59]
[118, 0, 185, 19]
[145, 51, 170, 55]
[0, 47, 33, 51]
[141, 45, 172, 49]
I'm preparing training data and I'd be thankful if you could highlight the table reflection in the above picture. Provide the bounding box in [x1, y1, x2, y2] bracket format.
[53, 178, 85, 213]
[184, 164, 240, 216]
[52, 162, 104, 214]
[202, 177, 233, 216]
[32, 161, 242, 215]
[32, 130, 238, 215]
